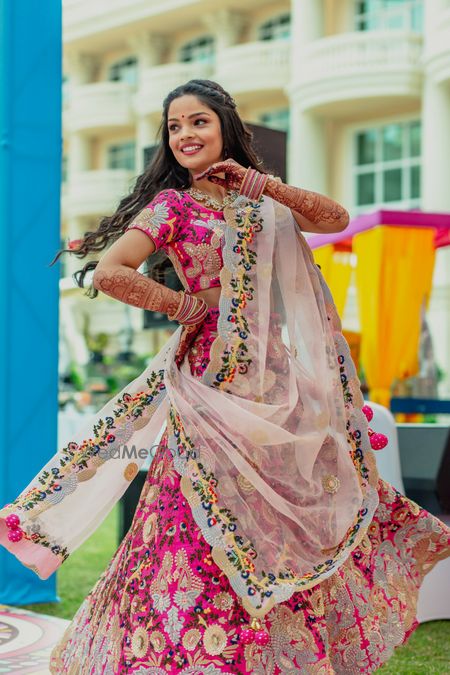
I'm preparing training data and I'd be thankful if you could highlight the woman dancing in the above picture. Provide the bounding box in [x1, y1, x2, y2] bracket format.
[1, 79, 449, 674]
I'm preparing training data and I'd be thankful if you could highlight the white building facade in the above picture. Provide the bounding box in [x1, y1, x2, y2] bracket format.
[61, 0, 450, 395]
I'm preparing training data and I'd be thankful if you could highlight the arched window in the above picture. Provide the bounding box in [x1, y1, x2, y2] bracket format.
[107, 141, 136, 171]
[258, 13, 291, 41]
[354, 0, 423, 32]
[178, 36, 215, 64]
[259, 109, 290, 134]
[108, 57, 138, 85]
[353, 119, 421, 212]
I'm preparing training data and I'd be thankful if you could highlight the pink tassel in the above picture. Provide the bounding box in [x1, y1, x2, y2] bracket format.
[362, 404, 373, 422]
[370, 432, 389, 450]
[240, 617, 270, 647]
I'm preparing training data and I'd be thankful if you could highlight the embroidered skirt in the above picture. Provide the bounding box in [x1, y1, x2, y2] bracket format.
[49, 308, 450, 674]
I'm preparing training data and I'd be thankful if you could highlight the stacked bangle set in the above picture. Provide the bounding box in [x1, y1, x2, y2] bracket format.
[168, 290, 209, 326]
[239, 167, 269, 201]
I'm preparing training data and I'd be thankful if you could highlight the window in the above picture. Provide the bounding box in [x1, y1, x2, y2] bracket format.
[353, 120, 421, 211]
[259, 109, 290, 134]
[258, 13, 291, 41]
[178, 36, 215, 64]
[108, 57, 138, 85]
[354, 0, 423, 32]
[107, 141, 136, 170]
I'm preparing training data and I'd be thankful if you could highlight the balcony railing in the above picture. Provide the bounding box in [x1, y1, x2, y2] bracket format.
[65, 170, 135, 217]
[65, 82, 135, 132]
[215, 39, 290, 96]
[293, 31, 423, 111]
[135, 61, 214, 115]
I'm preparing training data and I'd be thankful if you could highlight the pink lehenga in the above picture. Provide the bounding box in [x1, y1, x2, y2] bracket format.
[0, 189, 449, 674]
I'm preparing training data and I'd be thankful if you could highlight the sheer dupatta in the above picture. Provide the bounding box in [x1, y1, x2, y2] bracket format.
[0, 194, 379, 619]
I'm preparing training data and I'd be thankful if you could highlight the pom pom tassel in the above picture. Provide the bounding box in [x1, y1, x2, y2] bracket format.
[240, 617, 270, 646]
[362, 405, 389, 450]
[5, 513, 24, 542]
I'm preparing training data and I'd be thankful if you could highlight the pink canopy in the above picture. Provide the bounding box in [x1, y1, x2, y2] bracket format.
[307, 209, 450, 251]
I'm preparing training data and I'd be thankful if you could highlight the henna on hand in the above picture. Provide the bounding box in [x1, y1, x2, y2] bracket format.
[93, 265, 181, 317]
[263, 177, 349, 229]
[194, 159, 247, 190]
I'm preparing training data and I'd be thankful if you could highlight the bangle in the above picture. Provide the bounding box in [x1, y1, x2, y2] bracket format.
[239, 167, 269, 201]
[167, 291, 208, 325]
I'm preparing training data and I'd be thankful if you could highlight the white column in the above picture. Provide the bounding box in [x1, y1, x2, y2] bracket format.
[287, 106, 328, 192]
[128, 31, 167, 73]
[129, 32, 167, 172]
[422, 0, 450, 397]
[423, 0, 448, 41]
[428, 250, 450, 398]
[66, 134, 89, 239]
[135, 116, 159, 173]
[64, 51, 97, 86]
[67, 132, 89, 175]
[288, 1, 326, 190]
[421, 79, 450, 211]
[291, 0, 324, 77]
[422, 0, 450, 212]
[202, 10, 246, 51]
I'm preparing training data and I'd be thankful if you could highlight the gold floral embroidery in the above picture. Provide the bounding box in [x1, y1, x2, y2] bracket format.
[149, 629, 166, 653]
[322, 473, 340, 494]
[77, 468, 96, 482]
[173, 547, 205, 606]
[119, 591, 131, 612]
[150, 550, 173, 596]
[182, 627, 202, 651]
[212, 591, 234, 611]
[124, 462, 139, 482]
[143, 483, 160, 505]
[131, 626, 149, 658]
[183, 242, 222, 289]
[142, 512, 157, 543]
[202, 623, 228, 655]
[236, 473, 256, 495]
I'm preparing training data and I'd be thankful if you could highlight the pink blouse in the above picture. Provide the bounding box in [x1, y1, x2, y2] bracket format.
[126, 189, 226, 293]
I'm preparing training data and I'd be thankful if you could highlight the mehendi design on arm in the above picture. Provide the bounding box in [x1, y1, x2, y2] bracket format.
[263, 178, 350, 228]
[93, 266, 181, 317]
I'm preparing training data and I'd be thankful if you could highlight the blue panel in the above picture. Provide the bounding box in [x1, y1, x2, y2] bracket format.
[390, 398, 450, 414]
[0, 0, 62, 604]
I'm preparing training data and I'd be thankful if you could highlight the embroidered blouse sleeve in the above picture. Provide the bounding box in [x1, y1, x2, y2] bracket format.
[126, 189, 183, 251]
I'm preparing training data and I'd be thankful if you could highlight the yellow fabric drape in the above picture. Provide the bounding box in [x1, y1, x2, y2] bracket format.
[313, 245, 352, 318]
[353, 225, 436, 408]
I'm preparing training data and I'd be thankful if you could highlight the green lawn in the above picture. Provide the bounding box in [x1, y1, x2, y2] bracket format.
[20, 505, 450, 673]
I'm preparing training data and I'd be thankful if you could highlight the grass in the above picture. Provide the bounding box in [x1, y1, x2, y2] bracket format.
[18, 504, 450, 673]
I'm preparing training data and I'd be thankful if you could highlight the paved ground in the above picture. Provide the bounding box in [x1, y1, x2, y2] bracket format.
[0, 605, 69, 674]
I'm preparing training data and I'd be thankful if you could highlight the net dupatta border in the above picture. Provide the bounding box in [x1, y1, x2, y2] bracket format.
[166, 195, 380, 619]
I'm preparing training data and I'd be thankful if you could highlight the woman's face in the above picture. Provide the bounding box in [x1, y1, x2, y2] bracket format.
[167, 95, 224, 175]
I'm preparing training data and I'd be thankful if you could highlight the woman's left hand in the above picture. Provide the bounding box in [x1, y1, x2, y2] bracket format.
[194, 159, 247, 190]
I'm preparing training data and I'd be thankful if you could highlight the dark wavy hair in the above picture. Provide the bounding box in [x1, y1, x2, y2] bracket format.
[49, 79, 268, 297]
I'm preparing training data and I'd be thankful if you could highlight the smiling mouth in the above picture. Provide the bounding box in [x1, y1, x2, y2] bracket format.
[180, 145, 203, 155]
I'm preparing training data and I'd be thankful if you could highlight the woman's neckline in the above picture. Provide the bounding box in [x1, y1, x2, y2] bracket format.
[180, 190, 224, 214]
